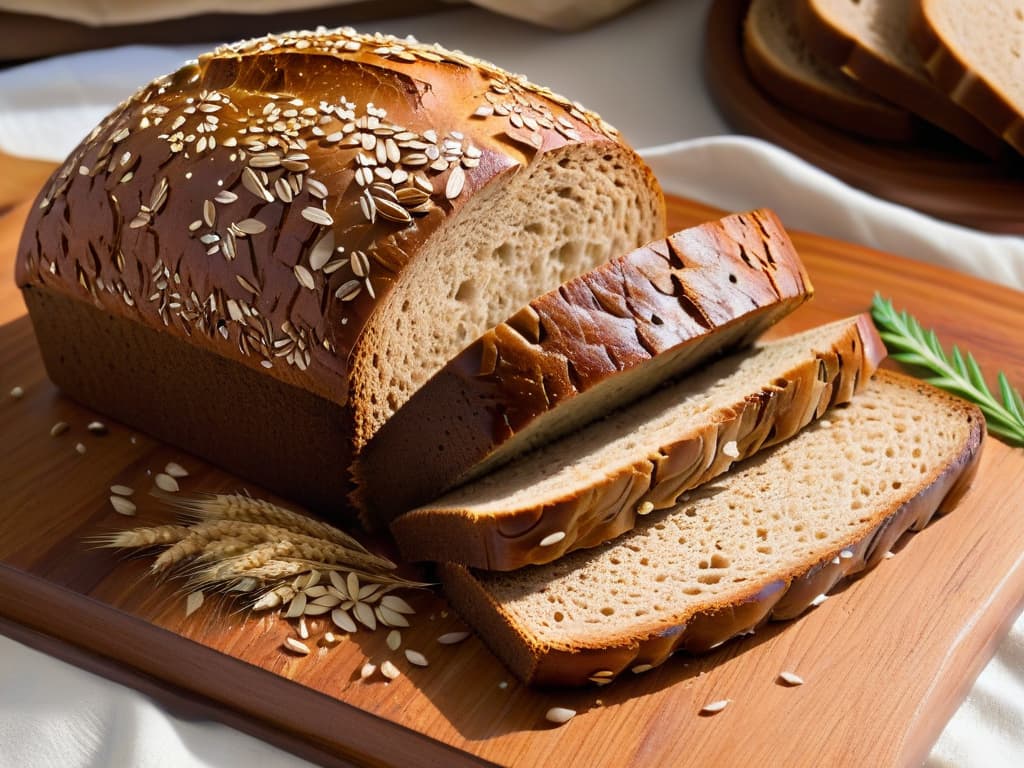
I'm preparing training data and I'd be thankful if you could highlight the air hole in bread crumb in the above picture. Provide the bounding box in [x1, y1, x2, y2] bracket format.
[684, 587, 702, 596]
[710, 554, 729, 568]
[757, 546, 772, 555]
[698, 574, 722, 585]
[600, 607, 614, 616]
[553, 612, 564, 622]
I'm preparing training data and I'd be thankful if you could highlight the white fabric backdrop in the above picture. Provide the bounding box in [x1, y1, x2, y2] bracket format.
[0, 1, 1021, 765]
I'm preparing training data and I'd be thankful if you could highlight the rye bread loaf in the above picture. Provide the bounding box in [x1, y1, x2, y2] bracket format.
[355, 209, 813, 526]
[912, 0, 1024, 156]
[392, 315, 884, 570]
[744, 0, 916, 141]
[15, 28, 665, 517]
[440, 371, 985, 687]
[796, 0, 1005, 156]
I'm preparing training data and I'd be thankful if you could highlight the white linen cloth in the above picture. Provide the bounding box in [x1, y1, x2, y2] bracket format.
[0, 1, 1020, 765]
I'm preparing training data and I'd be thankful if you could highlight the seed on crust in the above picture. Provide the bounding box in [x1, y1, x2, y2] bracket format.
[545, 707, 576, 725]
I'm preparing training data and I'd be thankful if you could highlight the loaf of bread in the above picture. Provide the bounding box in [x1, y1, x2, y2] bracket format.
[441, 371, 985, 686]
[355, 209, 813, 525]
[391, 315, 883, 569]
[743, 0, 916, 141]
[796, 0, 1004, 156]
[912, 0, 1024, 156]
[16, 28, 665, 516]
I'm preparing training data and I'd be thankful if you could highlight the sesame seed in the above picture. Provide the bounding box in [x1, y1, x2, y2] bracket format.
[155, 473, 180, 492]
[9, 386, 23, 399]
[545, 707, 576, 725]
[75, 442, 87, 455]
[778, 671, 804, 686]
[637, 501, 654, 516]
[437, 631, 470, 645]
[700, 699, 731, 715]
[110, 495, 137, 516]
[539, 531, 565, 547]
[185, 590, 204, 617]
[50, 421, 69, 437]
[110, 484, 134, 497]
[164, 462, 189, 478]
[405, 649, 428, 667]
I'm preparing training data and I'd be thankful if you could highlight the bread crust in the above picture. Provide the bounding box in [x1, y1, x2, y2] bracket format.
[440, 371, 985, 686]
[795, 0, 1005, 156]
[356, 209, 813, 525]
[743, 0, 917, 141]
[16, 28, 663, 514]
[392, 315, 885, 569]
[911, 0, 1024, 156]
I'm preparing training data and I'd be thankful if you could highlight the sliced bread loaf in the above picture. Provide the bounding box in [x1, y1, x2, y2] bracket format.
[797, 0, 1005, 156]
[392, 315, 885, 570]
[744, 0, 916, 141]
[354, 209, 813, 527]
[440, 371, 985, 687]
[912, 0, 1024, 156]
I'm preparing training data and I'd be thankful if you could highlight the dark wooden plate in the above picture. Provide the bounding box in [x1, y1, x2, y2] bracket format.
[704, 0, 1024, 235]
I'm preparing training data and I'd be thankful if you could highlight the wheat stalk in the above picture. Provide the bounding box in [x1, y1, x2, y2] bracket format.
[173, 493, 371, 553]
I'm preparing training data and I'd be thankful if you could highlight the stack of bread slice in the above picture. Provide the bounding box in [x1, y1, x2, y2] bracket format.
[359, 208, 985, 687]
[743, 0, 1022, 158]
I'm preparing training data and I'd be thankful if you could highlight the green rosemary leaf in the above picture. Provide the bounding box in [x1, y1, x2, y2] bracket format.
[871, 293, 1024, 447]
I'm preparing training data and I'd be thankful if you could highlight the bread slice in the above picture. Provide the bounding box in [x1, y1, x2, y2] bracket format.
[912, 0, 1024, 156]
[744, 0, 916, 141]
[440, 371, 985, 687]
[392, 315, 885, 570]
[354, 209, 814, 527]
[797, 0, 1005, 156]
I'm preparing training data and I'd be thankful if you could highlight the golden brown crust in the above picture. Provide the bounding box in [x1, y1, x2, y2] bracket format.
[356, 209, 813, 525]
[911, 0, 1024, 156]
[440, 371, 986, 687]
[15, 28, 630, 409]
[392, 315, 885, 570]
[795, 0, 1005, 156]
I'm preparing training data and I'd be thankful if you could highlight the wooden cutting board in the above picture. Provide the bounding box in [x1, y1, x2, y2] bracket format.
[2, 157, 1023, 767]
[705, 0, 1024, 235]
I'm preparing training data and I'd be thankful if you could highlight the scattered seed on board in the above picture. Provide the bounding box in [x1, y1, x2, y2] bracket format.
[883, 551, 895, 559]
[75, 443, 87, 455]
[380, 660, 400, 680]
[778, 671, 804, 686]
[110, 484, 134, 497]
[87, 421, 107, 435]
[50, 421, 69, 437]
[405, 649, 428, 667]
[164, 462, 189, 478]
[637, 501, 654, 516]
[360, 662, 377, 679]
[498, 681, 508, 690]
[539, 531, 566, 547]
[386, 630, 402, 651]
[322, 632, 339, 646]
[437, 631, 470, 645]
[298, 617, 309, 640]
[700, 699, 731, 715]
[631, 664, 653, 674]
[545, 707, 576, 725]
[722, 440, 739, 459]
[810, 594, 828, 607]
[9, 386, 23, 399]
[185, 590, 204, 617]
[155, 473, 180, 492]
[284, 637, 311, 656]
[110, 495, 137, 516]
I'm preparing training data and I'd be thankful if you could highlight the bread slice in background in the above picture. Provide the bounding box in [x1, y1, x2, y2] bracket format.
[441, 371, 985, 687]
[354, 209, 813, 527]
[796, 0, 1006, 156]
[744, 0, 916, 141]
[912, 0, 1024, 156]
[392, 315, 885, 570]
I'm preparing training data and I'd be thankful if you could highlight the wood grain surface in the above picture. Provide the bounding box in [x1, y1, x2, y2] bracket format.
[1, 157, 1023, 768]
[705, 0, 1024, 235]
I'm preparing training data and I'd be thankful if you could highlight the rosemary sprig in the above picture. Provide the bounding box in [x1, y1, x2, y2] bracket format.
[871, 293, 1024, 446]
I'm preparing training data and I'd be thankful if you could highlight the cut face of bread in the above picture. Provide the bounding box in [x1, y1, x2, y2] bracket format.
[914, 0, 1024, 155]
[355, 209, 813, 526]
[350, 141, 664, 448]
[744, 0, 915, 141]
[392, 315, 885, 570]
[798, 0, 1004, 155]
[440, 371, 985, 686]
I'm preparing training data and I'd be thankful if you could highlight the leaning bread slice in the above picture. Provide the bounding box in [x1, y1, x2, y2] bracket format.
[912, 0, 1024, 156]
[440, 371, 985, 687]
[354, 209, 813, 527]
[744, 0, 916, 141]
[796, 0, 1004, 156]
[392, 315, 885, 570]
